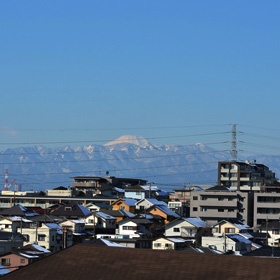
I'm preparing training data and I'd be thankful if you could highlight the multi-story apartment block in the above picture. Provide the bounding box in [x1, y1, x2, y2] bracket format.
[218, 161, 276, 192]
[190, 185, 253, 226]
[254, 192, 280, 228]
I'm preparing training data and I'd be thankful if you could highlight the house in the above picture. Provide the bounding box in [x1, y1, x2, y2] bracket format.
[19, 223, 73, 252]
[83, 212, 116, 233]
[85, 202, 112, 212]
[99, 209, 135, 223]
[212, 220, 250, 236]
[257, 220, 280, 247]
[50, 203, 92, 219]
[0, 216, 33, 233]
[135, 198, 167, 212]
[117, 218, 153, 238]
[59, 220, 86, 234]
[0, 205, 39, 218]
[0, 251, 39, 272]
[152, 237, 192, 250]
[202, 234, 252, 255]
[0, 232, 24, 253]
[146, 205, 180, 224]
[165, 218, 211, 244]
[112, 198, 137, 214]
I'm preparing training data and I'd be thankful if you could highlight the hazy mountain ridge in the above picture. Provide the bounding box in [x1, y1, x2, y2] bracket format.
[0, 136, 279, 192]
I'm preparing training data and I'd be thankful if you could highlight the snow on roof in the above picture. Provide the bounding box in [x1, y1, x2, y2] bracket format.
[144, 199, 167, 206]
[44, 223, 63, 230]
[121, 209, 135, 218]
[167, 238, 191, 243]
[70, 220, 85, 224]
[183, 218, 209, 228]
[238, 232, 253, 239]
[19, 253, 39, 259]
[156, 206, 180, 218]
[31, 244, 51, 253]
[123, 198, 137, 207]
[96, 212, 116, 220]
[77, 204, 92, 216]
[141, 185, 160, 191]
[8, 216, 33, 223]
[232, 223, 250, 230]
[101, 238, 127, 247]
[227, 234, 252, 244]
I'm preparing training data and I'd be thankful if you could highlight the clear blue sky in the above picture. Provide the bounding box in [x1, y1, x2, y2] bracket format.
[1, 0, 280, 156]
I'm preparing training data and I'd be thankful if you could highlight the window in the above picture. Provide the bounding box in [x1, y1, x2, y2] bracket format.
[272, 230, 280, 235]
[228, 209, 234, 212]
[218, 209, 224, 212]
[201, 196, 207, 200]
[225, 228, 235, 233]
[201, 207, 207, 212]
[218, 197, 224, 201]
[173, 228, 180, 232]
[139, 206, 145, 211]
[193, 196, 198, 200]
[120, 206, 126, 210]
[20, 259, 25, 264]
[212, 227, 218, 233]
[123, 226, 137, 230]
[165, 244, 172, 249]
[1, 258, 10, 266]
[193, 207, 197, 212]
[228, 197, 234, 201]
[136, 191, 141, 195]
[38, 235, 45, 241]
[154, 243, 161, 248]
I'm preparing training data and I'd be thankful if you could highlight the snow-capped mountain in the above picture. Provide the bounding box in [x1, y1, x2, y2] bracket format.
[1, 135, 278, 192]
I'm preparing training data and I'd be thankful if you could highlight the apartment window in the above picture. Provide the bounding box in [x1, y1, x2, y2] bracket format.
[173, 228, 180, 232]
[38, 235, 46, 241]
[218, 197, 224, 201]
[218, 209, 224, 212]
[201, 207, 207, 212]
[272, 230, 280, 235]
[20, 259, 25, 264]
[228, 197, 234, 201]
[193, 196, 198, 200]
[1, 258, 10, 266]
[154, 243, 161, 248]
[193, 207, 197, 212]
[201, 196, 207, 201]
[228, 209, 234, 212]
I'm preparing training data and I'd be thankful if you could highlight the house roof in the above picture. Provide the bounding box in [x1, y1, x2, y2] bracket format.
[258, 220, 280, 230]
[214, 220, 250, 230]
[150, 205, 180, 218]
[136, 198, 167, 206]
[51, 203, 91, 217]
[3, 243, 280, 280]
[182, 218, 210, 228]
[0, 205, 39, 217]
[96, 212, 116, 220]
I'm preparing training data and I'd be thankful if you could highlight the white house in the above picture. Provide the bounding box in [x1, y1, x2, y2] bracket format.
[117, 218, 153, 238]
[136, 198, 168, 211]
[165, 218, 210, 239]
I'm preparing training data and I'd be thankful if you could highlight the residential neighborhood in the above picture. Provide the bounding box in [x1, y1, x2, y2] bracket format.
[0, 160, 280, 276]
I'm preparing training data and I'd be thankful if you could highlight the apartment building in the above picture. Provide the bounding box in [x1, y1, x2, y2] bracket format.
[218, 161, 276, 192]
[253, 192, 280, 228]
[190, 185, 253, 226]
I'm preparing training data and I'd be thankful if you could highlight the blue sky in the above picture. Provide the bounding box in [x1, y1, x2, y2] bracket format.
[1, 0, 280, 156]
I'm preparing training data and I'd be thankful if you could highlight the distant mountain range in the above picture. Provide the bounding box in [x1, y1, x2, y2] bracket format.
[0, 135, 279, 192]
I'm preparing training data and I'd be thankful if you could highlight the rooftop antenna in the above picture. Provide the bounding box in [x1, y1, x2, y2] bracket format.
[230, 124, 237, 162]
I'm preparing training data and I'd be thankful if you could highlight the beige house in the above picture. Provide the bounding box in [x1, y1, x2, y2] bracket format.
[153, 237, 191, 250]
[212, 220, 250, 236]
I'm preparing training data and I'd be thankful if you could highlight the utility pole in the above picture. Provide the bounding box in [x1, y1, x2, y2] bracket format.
[224, 233, 227, 253]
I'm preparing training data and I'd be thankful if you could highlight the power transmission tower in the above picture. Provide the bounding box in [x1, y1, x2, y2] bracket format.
[230, 124, 237, 162]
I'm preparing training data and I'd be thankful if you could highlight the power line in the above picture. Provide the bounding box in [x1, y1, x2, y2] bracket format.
[0, 132, 231, 146]
[0, 141, 228, 156]
[0, 149, 229, 165]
